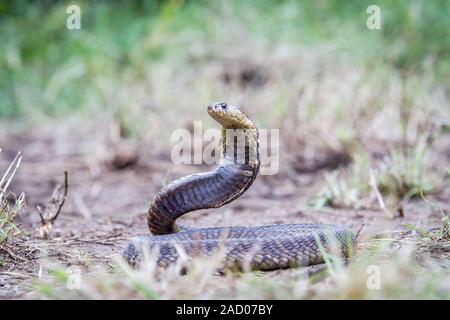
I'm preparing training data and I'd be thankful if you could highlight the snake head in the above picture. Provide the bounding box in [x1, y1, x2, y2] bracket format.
[207, 102, 254, 129]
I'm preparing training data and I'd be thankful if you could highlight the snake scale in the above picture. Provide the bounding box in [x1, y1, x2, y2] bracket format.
[123, 102, 356, 270]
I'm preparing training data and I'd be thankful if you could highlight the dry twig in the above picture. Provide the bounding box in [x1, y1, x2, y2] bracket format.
[0, 245, 28, 262]
[37, 171, 69, 239]
[355, 224, 365, 240]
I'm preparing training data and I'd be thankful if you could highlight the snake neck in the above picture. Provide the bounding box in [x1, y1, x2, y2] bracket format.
[147, 115, 260, 235]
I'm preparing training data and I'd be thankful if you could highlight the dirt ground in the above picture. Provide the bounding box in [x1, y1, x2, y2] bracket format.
[0, 121, 448, 299]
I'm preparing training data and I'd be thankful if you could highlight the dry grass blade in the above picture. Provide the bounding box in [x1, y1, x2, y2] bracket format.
[0, 151, 22, 203]
[419, 190, 450, 241]
[369, 169, 394, 219]
[1, 150, 25, 246]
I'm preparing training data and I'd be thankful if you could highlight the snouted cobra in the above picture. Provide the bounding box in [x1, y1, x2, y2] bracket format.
[123, 102, 356, 271]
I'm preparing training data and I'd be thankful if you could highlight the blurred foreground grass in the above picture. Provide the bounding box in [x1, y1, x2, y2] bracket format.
[32, 227, 450, 299]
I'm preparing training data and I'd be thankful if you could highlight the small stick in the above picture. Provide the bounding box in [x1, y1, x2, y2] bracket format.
[355, 224, 365, 240]
[37, 171, 69, 239]
[50, 171, 68, 224]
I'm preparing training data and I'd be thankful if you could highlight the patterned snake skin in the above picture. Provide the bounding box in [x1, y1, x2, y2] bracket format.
[123, 103, 356, 270]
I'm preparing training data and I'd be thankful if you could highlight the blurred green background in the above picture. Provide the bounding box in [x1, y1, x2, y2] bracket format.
[1, 0, 449, 119]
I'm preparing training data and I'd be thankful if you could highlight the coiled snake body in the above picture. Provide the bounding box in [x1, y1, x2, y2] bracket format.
[124, 103, 356, 270]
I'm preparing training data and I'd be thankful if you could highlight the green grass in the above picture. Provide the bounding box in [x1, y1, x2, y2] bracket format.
[0, 152, 24, 245]
[310, 137, 437, 212]
[0, 196, 23, 245]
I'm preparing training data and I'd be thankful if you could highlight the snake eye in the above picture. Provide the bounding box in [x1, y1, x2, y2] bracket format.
[220, 103, 227, 110]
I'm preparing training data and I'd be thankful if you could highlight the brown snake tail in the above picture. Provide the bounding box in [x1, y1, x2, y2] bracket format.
[123, 102, 357, 270]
